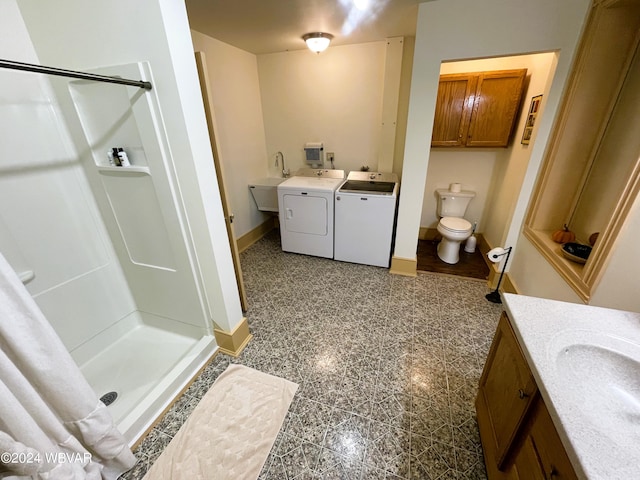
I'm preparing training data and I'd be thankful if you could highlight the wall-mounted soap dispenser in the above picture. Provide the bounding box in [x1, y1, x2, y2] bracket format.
[304, 142, 323, 168]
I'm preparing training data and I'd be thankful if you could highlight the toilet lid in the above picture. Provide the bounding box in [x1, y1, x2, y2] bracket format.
[440, 217, 472, 232]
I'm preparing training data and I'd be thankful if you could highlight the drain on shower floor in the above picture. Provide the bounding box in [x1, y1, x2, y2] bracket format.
[100, 391, 118, 406]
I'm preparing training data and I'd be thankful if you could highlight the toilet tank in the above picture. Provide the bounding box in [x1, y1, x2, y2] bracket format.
[436, 189, 475, 217]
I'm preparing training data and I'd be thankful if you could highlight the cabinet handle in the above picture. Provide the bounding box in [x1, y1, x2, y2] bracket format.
[518, 389, 529, 399]
[546, 467, 557, 479]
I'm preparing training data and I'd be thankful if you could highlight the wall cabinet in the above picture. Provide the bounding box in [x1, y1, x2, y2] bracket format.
[476, 312, 577, 480]
[431, 69, 526, 148]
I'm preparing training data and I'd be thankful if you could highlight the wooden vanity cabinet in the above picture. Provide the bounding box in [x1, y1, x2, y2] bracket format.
[476, 312, 538, 470]
[512, 398, 577, 480]
[431, 69, 526, 148]
[476, 312, 577, 480]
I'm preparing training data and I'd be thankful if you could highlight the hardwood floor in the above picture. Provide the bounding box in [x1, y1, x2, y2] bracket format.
[417, 238, 490, 280]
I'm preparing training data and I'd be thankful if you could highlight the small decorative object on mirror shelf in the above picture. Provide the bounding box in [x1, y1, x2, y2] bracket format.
[561, 242, 592, 264]
[552, 224, 576, 244]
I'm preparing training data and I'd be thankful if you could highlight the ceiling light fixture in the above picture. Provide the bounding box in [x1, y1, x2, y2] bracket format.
[302, 32, 333, 53]
[353, 0, 370, 10]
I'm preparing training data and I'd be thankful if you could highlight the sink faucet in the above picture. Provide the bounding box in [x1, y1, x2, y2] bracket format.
[276, 151, 289, 178]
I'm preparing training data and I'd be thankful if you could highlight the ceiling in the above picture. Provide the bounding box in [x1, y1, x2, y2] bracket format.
[184, 0, 423, 55]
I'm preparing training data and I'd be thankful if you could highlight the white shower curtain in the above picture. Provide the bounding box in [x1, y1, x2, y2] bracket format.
[0, 252, 136, 479]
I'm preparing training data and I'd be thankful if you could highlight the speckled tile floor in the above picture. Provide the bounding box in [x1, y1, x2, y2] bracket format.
[120, 230, 503, 479]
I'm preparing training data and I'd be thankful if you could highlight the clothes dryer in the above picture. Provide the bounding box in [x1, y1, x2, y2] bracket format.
[277, 170, 344, 259]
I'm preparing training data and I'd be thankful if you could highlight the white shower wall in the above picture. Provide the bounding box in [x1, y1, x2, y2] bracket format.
[65, 62, 210, 328]
[0, 1, 136, 351]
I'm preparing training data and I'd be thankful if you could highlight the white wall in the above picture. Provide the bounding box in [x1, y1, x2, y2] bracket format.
[0, 0, 135, 351]
[16, 0, 244, 332]
[570, 50, 640, 244]
[395, 0, 591, 266]
[509, 238, 583, 303]
[590, 192, 640, 311]
[257, 42, 386, 174]
[186, 35, 408, 238]
[156, 0, 243, 331]
[476, 53, 556, 247]
[421, 150, 496, 230]
[191, 31, 270, 238]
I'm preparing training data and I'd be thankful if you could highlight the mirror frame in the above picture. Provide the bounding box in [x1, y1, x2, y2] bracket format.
[523, 0, 640, 302]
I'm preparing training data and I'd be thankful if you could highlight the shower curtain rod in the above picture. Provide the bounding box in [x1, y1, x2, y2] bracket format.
[0, 59, 153, 90]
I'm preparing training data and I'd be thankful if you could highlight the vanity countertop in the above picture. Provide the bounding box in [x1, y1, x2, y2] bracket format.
[503, 294, 640, 480]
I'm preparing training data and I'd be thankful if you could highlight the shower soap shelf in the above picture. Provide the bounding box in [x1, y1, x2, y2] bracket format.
[97, 165, 150, 175]
[19, 270, 35, 284]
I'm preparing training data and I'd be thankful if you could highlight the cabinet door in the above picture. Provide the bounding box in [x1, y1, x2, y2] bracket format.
[477, 312, 538, 468]
[513, 399, 578, 480]
[467, 69, 527, 147]
[431, 74, 477, 146]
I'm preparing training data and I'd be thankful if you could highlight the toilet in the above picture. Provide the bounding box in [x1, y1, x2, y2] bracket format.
[435, 188, 476, 264]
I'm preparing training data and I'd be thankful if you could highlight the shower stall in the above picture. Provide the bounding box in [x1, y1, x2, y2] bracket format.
[0, 4, 230, 445]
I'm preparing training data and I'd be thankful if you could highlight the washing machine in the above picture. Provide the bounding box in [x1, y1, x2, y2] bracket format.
[334, 171, 399, 267]
[277, 169, 345, 259]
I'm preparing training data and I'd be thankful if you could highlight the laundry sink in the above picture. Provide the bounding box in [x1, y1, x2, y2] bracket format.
[248, 177, 285, 212]
[552, 330, 640, 446]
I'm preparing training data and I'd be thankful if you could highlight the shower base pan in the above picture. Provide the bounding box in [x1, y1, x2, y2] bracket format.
[71, 311, 217, 445]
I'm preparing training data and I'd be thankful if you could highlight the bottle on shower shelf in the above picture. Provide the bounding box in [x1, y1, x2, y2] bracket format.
[117, 148, 131, 167]
[108, 148, 121, 166]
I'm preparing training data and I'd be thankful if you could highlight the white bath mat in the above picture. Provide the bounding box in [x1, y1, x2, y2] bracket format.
[142, 364, 298, 480]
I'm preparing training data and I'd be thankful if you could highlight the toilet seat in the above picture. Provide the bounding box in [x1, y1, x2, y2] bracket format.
[439, 217, 471, 233]
[436, 217, 473, 265]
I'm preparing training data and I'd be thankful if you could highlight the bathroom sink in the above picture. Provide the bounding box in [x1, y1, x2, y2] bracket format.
[504, 294, 640, 478]
[552, 331, 640, 445]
